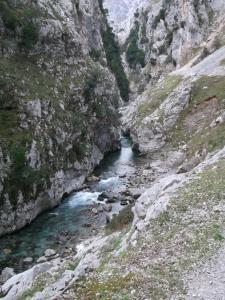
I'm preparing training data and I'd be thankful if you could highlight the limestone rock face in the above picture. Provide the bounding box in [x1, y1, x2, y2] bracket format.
[103, 0, 148, 43]
[0, 0, 122, 236]
[107, 0, 225, 93]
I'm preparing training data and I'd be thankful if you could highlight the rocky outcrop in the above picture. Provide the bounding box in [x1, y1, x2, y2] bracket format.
[0, 0, 124, 236]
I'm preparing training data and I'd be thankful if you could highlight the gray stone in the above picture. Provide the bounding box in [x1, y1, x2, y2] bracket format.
[103, 204, 112, 212]
[0, 268, 15, 283]
[44, 249, 56, 258]
[37, 256, 47, 263]
[134, 203, 146, 219]
[23, 257, 33, 263]
[91, 208, 98, 215]
[120, 199, 128, 206]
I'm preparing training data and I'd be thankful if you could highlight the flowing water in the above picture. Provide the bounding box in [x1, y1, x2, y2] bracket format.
[0, 137, 138, 273]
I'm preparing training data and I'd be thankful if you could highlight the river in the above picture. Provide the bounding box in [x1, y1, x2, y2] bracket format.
[0, 137, 139, 273]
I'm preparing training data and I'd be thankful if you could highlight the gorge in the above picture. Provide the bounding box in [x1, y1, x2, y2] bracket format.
[1, 0, 225, 299]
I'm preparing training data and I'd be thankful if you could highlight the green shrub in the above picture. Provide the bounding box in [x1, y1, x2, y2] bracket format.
[10, 146, 26, 169]
[125, 22, 145, 68]
[20, 21, 39, 49]
[0, 1, 40, 50]
[0, 1, 18, 31]
[98, 0, 129, 101]
[153, 8, 166, 29]
[89, 48, 101, 61]
[126, 42, 145, 68]
[84, 67, 101, 100]
[101, 26, 130, 101]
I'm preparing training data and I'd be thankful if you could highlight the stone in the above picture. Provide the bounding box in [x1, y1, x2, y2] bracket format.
[106, 197, 117, 204]
[23, 257, 33, 263]
[44, 249, 56, 258]
[83, 223, 92, 227]
[0, 267, 15, 283]
[98, 206, 104, 212]
[127, 188, 143, 200]
[105, 214, 112, 224]
[103, 204, 112, 212]
[120, 199, 128, 206]
[98, 191, 111, 201]
[91, 208, 98, 215]
[134, 203, 146, 219]
[87, 175, 99, 182]
[37, 256, 47, 263]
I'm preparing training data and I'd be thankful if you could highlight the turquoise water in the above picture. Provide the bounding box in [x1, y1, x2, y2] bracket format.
[0, 137, 137, 273]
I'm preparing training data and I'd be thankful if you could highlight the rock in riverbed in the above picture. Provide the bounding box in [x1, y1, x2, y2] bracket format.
[103, 204, 112, 212]
[45, 249, 56, 258]
[23, 257, 33, 264]
[92, 208, 99, 215]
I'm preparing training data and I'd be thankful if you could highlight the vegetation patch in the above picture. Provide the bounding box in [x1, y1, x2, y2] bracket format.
[220, 58, 225, 66]
[71, 272, 138, 300]
[89, 49, 101, 62]
[99, 0, 129, 102]
[17, 273, 50, 300]
[170, 76, 225, 157]
[125, 21, 145, 69]
[0, 1, 41, 50]
[106, 206, 134, 233]
[137, 75, 183, 123]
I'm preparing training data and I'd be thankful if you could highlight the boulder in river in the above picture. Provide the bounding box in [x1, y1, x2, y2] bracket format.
[23, 257, 33, 264]
[120, 199, 128, 206]
[44, 249, 56, 258]
[37, 256, 47, 263]
[106, 197, 117, 204]
[98, 191, 111, 201]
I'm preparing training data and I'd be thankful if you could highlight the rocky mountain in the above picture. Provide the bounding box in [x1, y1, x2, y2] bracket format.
[2, 0, 225, 299]
[0, 0, 129, 236]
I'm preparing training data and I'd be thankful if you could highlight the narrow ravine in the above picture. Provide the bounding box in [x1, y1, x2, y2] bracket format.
[0, 137, 139, 274]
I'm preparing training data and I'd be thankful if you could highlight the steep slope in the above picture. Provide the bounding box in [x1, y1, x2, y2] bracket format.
[0, 0, 127, 237]
[119, 0, 225, 94]
[122, 44, 225, 164]
[103, 0, 148, 43]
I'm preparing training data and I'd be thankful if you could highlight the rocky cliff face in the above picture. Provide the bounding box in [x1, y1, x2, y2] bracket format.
[103, 0, 148, 43]
[0, 0, 124, 236]
[117, 0, 225, 94]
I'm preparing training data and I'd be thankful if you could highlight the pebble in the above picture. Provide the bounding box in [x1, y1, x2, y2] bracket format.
[92, 208, 98, 215]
